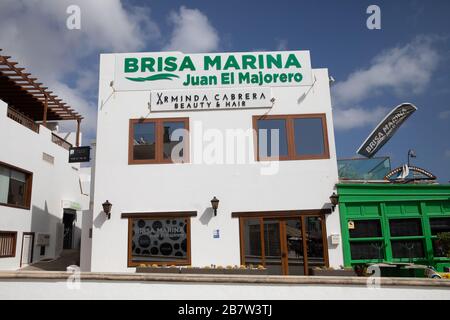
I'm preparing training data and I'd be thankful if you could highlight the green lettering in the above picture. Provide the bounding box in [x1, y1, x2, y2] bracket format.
[164, 56, 177, 72]
[266, 54, 282, 69]
[285, 54, 301, 68]
[124, 58, 139, 73]
[242, 55, 257, 69]
[238, 72, 250, 83]
[179, 56, 196, 71]
[141, 57, 155, 72]
[224, 56, 240, 70]
[204, 56, 221, 70]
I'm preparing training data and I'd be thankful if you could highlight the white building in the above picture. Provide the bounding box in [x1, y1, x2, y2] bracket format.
[87, 50, 343, 274]
[0, 52, 89, 270]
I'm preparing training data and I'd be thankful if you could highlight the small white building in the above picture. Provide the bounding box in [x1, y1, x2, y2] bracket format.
[88, 50, 343, 274]
[0, 52, 89, 270]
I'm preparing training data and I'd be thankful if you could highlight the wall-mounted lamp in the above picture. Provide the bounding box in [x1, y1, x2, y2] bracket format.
[102, 200, 112, 220]
[211, 196, 219, 216]
[329, 192, 339, 212]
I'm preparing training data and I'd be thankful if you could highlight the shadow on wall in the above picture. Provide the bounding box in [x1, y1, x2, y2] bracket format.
[93, 211, 107, 229]
[199, 207, 214, 225]
[30, 202, 63, 262]
[30, 202, 82, 263]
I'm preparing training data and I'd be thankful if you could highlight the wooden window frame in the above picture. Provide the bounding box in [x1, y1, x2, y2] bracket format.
[0, 161, 33, 210]
[252, 113, 330, 161]
[128, 117, 190, 165]
[234, 210, 330, 275]
[0, 231, 18, 258]
[122, 212, 195, 267]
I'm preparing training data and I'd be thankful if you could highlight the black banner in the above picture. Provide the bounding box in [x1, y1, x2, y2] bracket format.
[357, 103, 417, 158]
[69, 146, 91, 163]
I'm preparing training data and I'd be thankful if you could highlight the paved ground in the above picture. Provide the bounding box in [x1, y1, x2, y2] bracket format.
[20, 249, 80, 271]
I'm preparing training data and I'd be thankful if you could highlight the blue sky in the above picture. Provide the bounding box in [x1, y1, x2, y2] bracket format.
[1, 0, 449, 181]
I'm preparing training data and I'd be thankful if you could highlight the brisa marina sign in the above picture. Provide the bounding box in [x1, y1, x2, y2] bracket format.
[114, 50, 313, 91]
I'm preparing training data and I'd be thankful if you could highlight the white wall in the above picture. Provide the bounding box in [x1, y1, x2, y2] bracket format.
[0, 100, 89, 270]
[91, 53, 343, 272]
[80, 144, 95, 271]
[0, 277, 449, 300]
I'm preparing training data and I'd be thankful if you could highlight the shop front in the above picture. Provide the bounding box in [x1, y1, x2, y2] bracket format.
[88, 50, 344, 273]
[337, 183, 450, 271]
[234, 210, 329, 275]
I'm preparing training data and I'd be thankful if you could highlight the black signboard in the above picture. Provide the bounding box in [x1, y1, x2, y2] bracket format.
[69, 146, 91, 163]
[357, 103, 417, 158]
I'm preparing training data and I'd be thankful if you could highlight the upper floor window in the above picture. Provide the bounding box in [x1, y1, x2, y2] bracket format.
[129, 118, 189, 164]
[253, 114, 330, 161]
[0, 162, 33, 209]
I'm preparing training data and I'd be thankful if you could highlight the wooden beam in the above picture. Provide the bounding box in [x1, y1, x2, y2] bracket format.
[43, 94, 48, 127]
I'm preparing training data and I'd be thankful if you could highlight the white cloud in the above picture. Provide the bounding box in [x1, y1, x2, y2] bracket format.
[439, 110, 450, 120]
[333, 106, 389, 131]
[49, 81, 98, 135]
[164, 6, 219, 53]
[332, 36, 441, 130]
[445, 150, 450, 158]
[0, 0, 160, 137]
[276, 39, 288, 51]
[333, 36, 440, 106]
[0, 2, 222, 136]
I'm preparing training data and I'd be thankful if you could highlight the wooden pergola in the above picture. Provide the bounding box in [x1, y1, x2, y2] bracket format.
[0, 49, 83, 146]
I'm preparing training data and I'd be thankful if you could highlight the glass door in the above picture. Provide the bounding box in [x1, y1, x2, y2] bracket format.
[263, 220, 283, 275]
[304, 216, 327, 271]
[240, 214, 328, 275]
[284, 218, 306, 275]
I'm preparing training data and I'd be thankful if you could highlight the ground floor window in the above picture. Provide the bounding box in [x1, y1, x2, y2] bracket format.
[234, 210, 329, 275]
[345, 215, 450, 265]
[123, 212, 194, 267]
[430, 217, 450, 257]
[348, 219, 384, 261]
[0, 231, 17, 258]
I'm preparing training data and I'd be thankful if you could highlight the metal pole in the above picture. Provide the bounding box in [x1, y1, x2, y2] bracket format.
[76, 119, 81, 147]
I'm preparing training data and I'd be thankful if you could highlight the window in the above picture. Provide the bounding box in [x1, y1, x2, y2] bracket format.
[350, 241, 384, 260]
[430, 217, 450, 257]
[242, 219, 263, 265]
[0, 162, 32, 209]
[349, 220, 382, 238]
[348, 219, 384, 261]
[133, 122, 156, 160]
[0, 231, 17, 258]
[388, 218, 425, 261]
[391, 240, 425, 259]
[430, 218, 450, 235]
[125, 213, 194, 266]
[256, 119, 288, 159]
[389, 219, 422, 237]
[293, 118, 325, 156]
[129, 118, 189, 164]
[253, 114, 329, 161]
